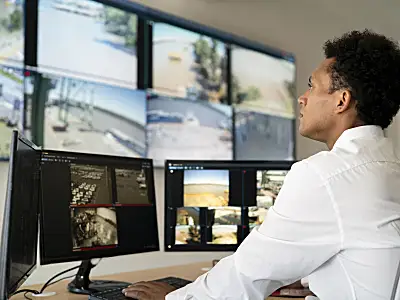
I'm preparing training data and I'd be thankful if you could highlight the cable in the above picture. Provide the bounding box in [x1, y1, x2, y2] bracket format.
[12, 289, 39, 296]
[39, 259, 102, 294]
[24, 291, 34, 300]
[39, 265, 80, 294]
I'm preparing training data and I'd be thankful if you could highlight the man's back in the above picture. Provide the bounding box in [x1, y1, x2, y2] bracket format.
[306, 126, 400, 299]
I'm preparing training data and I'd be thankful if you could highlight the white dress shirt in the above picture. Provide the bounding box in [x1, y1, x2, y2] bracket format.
[166, 125, 400, 300]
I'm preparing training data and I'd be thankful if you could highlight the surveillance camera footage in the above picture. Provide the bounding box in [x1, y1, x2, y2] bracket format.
[42, 73, 146, 158]
[0, 0, 24, 64]
[70, 164, 112, 206]
[183, 169, 229, 207]
[209, 207, 241, 226]
[147, 93, 233, 165]
[231, 46, 296, 118]
[235, 109, 295, 160]
[249, 170, 288, 228]
[38, 0, 137, 86]
[208, 225, 237, 245]
[175, 207, 201, 245]
[115, 168, 151, 205]
[153, 23, 228, 104]
[0, 63, 23, 159]
[71, 207, 118, 251]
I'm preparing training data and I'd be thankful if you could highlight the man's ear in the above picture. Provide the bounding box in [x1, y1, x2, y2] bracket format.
[336, 90, 352, 113]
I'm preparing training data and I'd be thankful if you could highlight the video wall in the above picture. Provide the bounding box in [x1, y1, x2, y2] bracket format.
[0, 0, 296, 163]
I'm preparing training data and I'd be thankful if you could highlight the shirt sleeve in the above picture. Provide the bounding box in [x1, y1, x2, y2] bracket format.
[166, 160, 342, 300]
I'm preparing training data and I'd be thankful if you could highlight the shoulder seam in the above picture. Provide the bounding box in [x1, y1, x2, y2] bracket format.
[303, 160, 344, 250]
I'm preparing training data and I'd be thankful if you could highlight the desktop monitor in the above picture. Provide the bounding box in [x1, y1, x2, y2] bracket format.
[39, 151, 159, 294]
[164, 160, 295, 252]
[0, 130, 41, 299]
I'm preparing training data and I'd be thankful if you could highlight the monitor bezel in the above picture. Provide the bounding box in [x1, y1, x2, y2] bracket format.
[0, 130, 40, 298]
[163, 159, 295, 252]
[38, 149, 160, 265]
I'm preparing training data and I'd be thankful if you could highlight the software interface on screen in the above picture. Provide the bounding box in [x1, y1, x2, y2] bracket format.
[29, 69, 147, 158]
[231, 46, 296, 161]
[147, 92, 233, 166]
[39, 151, 159, 264]
[164, 160, 293, 251]
[0, 0, 24, 65]
[152, 22, 228, 104]
[38, 0, 137, 87]
[0, 64, 25, 159]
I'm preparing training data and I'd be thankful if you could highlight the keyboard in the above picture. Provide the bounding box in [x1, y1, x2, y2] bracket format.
[89, 277, 192, 300]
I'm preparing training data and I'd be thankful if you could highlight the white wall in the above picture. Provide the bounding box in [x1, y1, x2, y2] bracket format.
[1, 0, 399, 286]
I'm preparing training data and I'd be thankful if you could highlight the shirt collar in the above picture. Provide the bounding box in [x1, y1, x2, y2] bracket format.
[332, 125, 384, 150]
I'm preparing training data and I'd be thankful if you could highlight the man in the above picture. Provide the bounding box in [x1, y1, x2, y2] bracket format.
[124, 29, 400, 299]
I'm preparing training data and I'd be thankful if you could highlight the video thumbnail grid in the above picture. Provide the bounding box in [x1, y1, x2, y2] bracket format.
[69, 163, 150, 252]
[166, 166, 290, 249]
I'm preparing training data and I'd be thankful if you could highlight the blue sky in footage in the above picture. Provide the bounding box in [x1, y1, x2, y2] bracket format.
[154, 23, 226, 56]
[184, 169, 229, 186]
[46, 74, 146, 126]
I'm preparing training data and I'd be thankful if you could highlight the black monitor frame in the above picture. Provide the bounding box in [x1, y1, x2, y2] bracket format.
[38, 150, 159, 265]
[164, 159, 295, 252]
[0, 130, 40, 299]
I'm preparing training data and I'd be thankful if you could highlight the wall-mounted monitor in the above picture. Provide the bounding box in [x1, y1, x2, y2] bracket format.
[0, 63, 24, 159]
[231, 46, 296, 160]
[147, 91, 233, 166]
[38, 0, 137, 87]
[0, 0, 24, 66]
[37, 71, 146, 157]
[152, 22, 228, 104]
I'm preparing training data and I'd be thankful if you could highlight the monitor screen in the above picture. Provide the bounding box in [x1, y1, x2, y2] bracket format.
[0, 64, 24, 160]
[234, 109, 295, 160]
[38, 0, 137, 86]
[164, 160, 294, 251]
[231, 46, 296, 160]
[0, 131, 40, 298]
[37, 71, 146, 157]
[152, 23, 228, 104]
[147, 92, 233, 166]
[0, 0, 24, 65]
[39, 150, 159, 264]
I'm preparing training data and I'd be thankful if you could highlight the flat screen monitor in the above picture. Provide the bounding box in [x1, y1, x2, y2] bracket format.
[39, 150, 159, 265]
[0, 63, 25, 160]
[147, 92, 233, 167]
[164, 160, 294, 252]
[152, 22, 228, 104]
[0, 0, 24, 65]
[231, 46, 296, 160]
[36, 71, 146, 157]
[0, 130, 40, 299]
[38, 0, 137, 87]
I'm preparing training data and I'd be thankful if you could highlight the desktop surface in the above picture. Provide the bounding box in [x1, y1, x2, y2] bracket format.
[11, 262, 297, 300]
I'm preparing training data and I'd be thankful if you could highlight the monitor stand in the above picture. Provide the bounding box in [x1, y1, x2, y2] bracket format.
[67, 260, 131, 295]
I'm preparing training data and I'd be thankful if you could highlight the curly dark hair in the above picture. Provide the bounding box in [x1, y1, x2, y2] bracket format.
[323, 29, 400, 129]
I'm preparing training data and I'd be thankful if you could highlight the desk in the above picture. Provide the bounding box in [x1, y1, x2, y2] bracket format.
[11, 262, 300, 300]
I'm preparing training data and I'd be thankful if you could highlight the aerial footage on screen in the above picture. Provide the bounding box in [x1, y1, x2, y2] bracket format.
[175, 207, 201, 245]
[38, 0, 137, 86]
[41, 72, 146, 158]
[183, 169, 229, 207]
[153, 23, 228, 104]
[147, 92, 233, 165]
[0, 0, 24, 65]
[0, 63, 23, 159]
